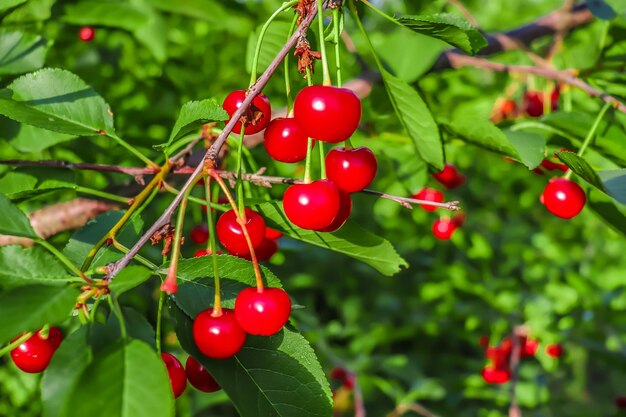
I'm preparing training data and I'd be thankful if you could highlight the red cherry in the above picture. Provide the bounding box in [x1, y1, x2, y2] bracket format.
[486, 346, 510, 369]
[78, 26, 95, 42]
[293, 85, 361, 143]
[325, 147, 377, 193]
[541, 178, 586, 219]
[190, 225, 209, 244]
[478, 336, 490, 349]
[161, 353, 187, 398]
[192, 308, 246, 359]
[432, 218, 456, 240]
[264, 118, 313, 163]
[283, 180, 340, 230]
[318, 191, 352, 232]
[222, 90, 271, 135]
[481, 366, 511, 384]
[216, 208, 266, 255]
[235, 287, 291, 336]
[185, 356, 221, 393]
[615, 396, 626, 409]
[239, 237, 278, 262]
[523, 90, 559, 117]
[433, 164, 465, 189]
[491, 98, 518, 123]
[10, 327, 63, 373]
[264, 227, 283, 240]
[545, 343, 564, 358]
[412, 187, 444, 212]
[194, 249, 223, 257]
[330, 367, 348, 381]
[521, 336, 539, 357]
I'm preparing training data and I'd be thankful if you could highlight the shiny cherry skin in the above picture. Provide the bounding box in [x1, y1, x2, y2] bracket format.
[283, 180, 340, 230]
[264, 118, 313, 163]
[240, 237, 278, 262]
[433, 164, 465, 189]
[318, 191, 352, 232]
[194, 249, 223, 257]
[216, 208, 266, 255]
[78, 26, 95, 42]
[545, 343, 564, 358]
[161, 353, 187, 399]
[481, 366, 510, 384]
[412, 187, 444, 212]
[10, 327, 63, 373]
[235, 287, 291, 336]
[432, 218, 456, 240]
[185, 356, 221, 393]
[192, 308, 246, 359]
[540, 178, 586, 219]
[222, 90, 271, 135]
[325, 147, 377, 193]
[190, 225, 209, 244]
[293, 85, 361, 143]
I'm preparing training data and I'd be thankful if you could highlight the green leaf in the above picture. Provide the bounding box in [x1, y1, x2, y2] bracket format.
[598, 168, 626, 204]
[0, 193, 37, 238]
[0, 167, 76, 199]
[109, 266, 154, 296]
[41, 328, 93, 417]
[2, 0, 54, 22]
[0, 245, 77, 288]
[397, 13, 487, 55]
[65, 339, 174, 417]
[165, 99, 227, 148]
[255, 202, 408, 276]
[444, 117, 545, 168]
[106, 307, 157, 350]
[0, 29, 48, 75]
[588, 0, 618, 19]
[173, 304, 333, 417]
[61, 2, 149, 31]
[246, 20, 293, 74]
[555, 151, 606, 191]
[0, 116, 77, 153]
[0, 0, 28, 12]
[379, 30, 446, 83]
[381, 69, 443, 169]
[63, 211, 143, 268]
[0, 285, 79, 344]
[163, 255, 281, 316]
[0, 68, 116, 137]
[588, 191, 626, 235]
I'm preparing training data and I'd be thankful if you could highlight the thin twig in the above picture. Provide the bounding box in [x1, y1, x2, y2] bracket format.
[446, 54, 626, 113]
[105, 5, 321, 281]
[387, 403, 438, 417]
[0, 159, 152, 176]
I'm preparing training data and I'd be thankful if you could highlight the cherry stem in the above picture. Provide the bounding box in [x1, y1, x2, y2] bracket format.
[0, 332, 32, 358]
[359, 0, 402, 28]
[303, 68, 315, 183]
[108, 295, 127, 339]
[318, 0, 332, 85]
[111, 239, 159, 270]
[204, 177, 223, 315]
[332, 7, 342, 87]
[162, 172, 203, 294]
[155, 291, 164, 355]
[284, 13, 299, 112]
[318, 141, 326, 179]
[74, 186, 131, 204]
[162, 182, 227, 212]
[565, 101, 611, 180]
[209, 170, 265, 292]
[36, 239, 93, 284]
[236, 129, 247, 217]
[249, 0, 299, 86]
[106, 132, 158, 169]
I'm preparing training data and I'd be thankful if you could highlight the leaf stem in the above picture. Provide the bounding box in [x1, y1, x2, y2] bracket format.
[36, 239, 92, 284]
[318, 0, 332, 85]
[250, 0, 299, 85]
[75, 186, 131, 204]
[348, 0, 384, 70]
[111, 240, 159, 270]
[565, 102, 611, 179]
[0, 332, 32, 358]
[359, 0, 402, 27]
[108, 133, 158, 169]
[108, 295, 127, 339]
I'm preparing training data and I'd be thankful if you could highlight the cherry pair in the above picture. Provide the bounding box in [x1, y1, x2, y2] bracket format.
[10, 327, 63, 373]
[162, 353, 220, 399]
[192, 288, 291, 359]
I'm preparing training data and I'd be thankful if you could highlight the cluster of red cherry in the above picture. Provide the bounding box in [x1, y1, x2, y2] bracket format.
[491, 88, 560, 123]
[412, 163, 466, 240]
[223, 85, 377, 233]
[480, 335, 563, 384]
[161, 353, 220, 398]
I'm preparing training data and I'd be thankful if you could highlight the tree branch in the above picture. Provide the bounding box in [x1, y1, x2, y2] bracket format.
[104, 5, 321, 281]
